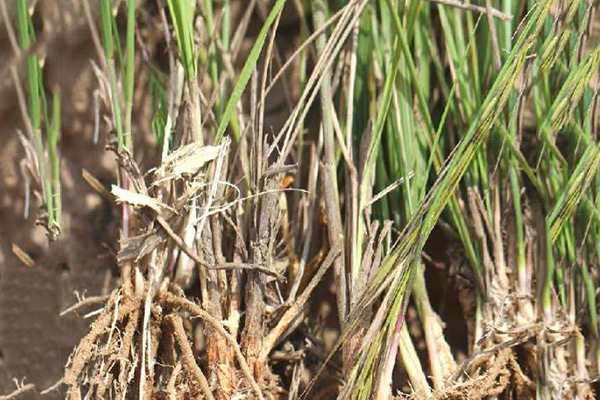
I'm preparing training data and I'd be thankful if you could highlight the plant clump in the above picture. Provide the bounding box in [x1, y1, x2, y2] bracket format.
[2, 0, 600, 399]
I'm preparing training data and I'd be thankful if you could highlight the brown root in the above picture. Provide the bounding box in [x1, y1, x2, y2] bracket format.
[429, 349, 515, 400]
[167, 314, 215, 400]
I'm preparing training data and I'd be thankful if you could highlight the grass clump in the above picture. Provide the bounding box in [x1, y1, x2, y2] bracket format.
[3, 0, 600, 399]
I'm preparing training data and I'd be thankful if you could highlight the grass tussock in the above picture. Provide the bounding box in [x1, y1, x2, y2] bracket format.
[3, 0, 600, 399]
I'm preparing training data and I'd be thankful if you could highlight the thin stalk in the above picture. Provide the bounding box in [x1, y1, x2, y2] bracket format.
[124, 0, 135, 151]
[398, 325, 432, 398]
[542, 221, 554, 320]
[48, 92, 61, 225]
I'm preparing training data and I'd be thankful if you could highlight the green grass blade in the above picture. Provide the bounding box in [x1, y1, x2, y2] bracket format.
[214, 0, 287, 145]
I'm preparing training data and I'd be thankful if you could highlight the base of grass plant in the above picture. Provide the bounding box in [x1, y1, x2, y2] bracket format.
[61, 142, 274, 399]
[63, 285, 268, 399]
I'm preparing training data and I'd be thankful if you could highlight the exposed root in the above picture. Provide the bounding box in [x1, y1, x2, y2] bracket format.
[167, 314, 215, 400]
[430, 349, 514, 400]
[40, 378, 64, 395]
[60, 294, 110, 316]
[160, 292, 265, 400]
[62, 278, 272, 399]
[64, 294, 138, 393]
[166, 362, 182, 400]
[0, 382, 35, 400]
[116, 307, 140, 397]
[508, 353, 535, 398]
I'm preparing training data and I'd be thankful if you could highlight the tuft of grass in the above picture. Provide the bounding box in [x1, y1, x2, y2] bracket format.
[15, 0, 61, 239]
[37, 0, 600, 398]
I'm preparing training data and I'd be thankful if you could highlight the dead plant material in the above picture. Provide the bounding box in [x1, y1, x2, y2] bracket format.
[153, 142, 221, 182]
[10, 243, 35, 268]
[155, 214, 283, 280]
[259, 246, 341, 364]
[82, 168, 114, 204]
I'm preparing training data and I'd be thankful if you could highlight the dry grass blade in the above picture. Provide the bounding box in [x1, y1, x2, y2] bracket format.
[428, 0, 512, 21]
[111, 185, 174, 213]
[154, 143, 221, 181]
[11, 243, 35, 268]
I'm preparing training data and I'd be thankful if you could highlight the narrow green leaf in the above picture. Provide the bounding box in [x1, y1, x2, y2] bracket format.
[214, 0, 287, 144]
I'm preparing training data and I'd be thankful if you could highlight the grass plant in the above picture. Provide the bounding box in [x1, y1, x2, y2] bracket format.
[4, 0, 600, 398]
[13, 0, 62, 239]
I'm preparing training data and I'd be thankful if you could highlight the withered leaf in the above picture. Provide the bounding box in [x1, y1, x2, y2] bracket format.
[118, 230, 165, 263]
[155, 143, 221, 182]
[111, 185, 174, 213]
